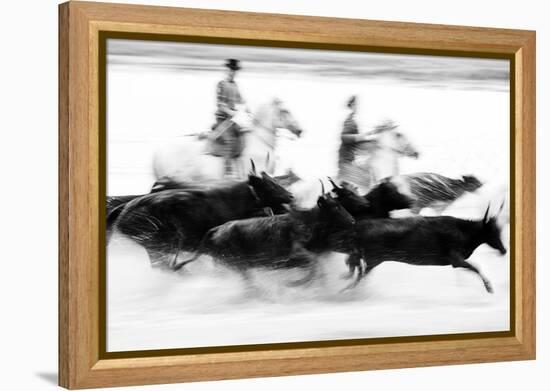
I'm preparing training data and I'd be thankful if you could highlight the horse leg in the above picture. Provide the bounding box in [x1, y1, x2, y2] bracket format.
[450, 254, 493, 293]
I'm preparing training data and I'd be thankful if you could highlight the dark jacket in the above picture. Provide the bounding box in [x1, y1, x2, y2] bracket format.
[338, 113, 359, 166]
[209, 79, 246, 158]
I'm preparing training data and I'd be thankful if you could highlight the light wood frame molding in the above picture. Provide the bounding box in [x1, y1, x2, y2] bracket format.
[59, 1, 536, 389]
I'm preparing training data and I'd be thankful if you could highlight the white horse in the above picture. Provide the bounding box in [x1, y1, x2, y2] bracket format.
[152, 99, 303, 182]
[271, 121, 420, 209]
[346, 121, 420, 191]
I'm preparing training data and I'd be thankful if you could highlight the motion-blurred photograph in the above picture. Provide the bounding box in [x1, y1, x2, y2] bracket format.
[105, 38, 510, 353]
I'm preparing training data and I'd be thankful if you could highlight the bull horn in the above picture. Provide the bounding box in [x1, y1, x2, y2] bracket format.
[319, 179, 326, 196]
[482, 203, 490, 222]
[250, 159, 257, 175]
[328, 177, 340, 190]
[498, 199, 505, 214]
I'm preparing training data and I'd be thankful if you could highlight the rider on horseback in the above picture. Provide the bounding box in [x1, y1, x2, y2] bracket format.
[338, 95, 378, 187]
[208, 58, 249, 177]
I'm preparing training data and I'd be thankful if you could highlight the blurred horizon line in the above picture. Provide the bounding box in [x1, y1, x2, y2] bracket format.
[107, 39, 510, 92]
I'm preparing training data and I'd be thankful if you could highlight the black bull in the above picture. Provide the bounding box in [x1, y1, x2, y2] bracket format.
[106, 171, 301, 234]
[332, 210, 507, 293]
[109, 171, 293, 268]
[328, 177, 413, 278]
[177, 191, 356, 286]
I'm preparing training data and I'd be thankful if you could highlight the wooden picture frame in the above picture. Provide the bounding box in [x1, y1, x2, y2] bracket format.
[59, 1, 536, 389]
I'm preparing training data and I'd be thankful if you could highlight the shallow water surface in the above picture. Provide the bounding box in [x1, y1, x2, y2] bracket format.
[106, 40, 510, 352]
[107, 219, 510, 352]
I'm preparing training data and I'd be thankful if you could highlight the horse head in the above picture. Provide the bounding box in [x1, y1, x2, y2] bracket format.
[391, 130, 420, 159]
[354, 121, 419, 160]
[254, 98, 303, 138]
[366, 120, 419, 159]
[277, 108, 303, 138]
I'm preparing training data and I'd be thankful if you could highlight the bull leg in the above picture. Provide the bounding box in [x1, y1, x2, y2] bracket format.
[451, 256, 493, 293]
[236, 268, 265, 299]
[340, 265, 355, 280]
[358, 256, 367, 276]
[168, 249, 180, 270]
[286, 244, 319, 287]
[287, 261, 319, 287]
[237, 268, 252, 284]
[145, 248, 167, 267]
[172, 252, 201, 271]
[340, 253, 360, 279]
[341, 259, 381, 292]
[166, 237, 187, 271]
[263, 207, 275, 217]
[145, 248, 183, 272]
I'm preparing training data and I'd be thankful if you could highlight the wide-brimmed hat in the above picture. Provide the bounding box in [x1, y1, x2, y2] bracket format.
[346, 95, 357, 108]
[225, 58, 241, 70]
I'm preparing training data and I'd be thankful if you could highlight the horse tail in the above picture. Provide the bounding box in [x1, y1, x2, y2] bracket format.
[402, 172, 483, 213]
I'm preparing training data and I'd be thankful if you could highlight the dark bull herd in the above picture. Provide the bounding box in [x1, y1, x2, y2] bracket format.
[107, 162, 507, 293]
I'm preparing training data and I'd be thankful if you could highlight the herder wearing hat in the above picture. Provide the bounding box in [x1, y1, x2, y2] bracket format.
[209, 58, 248, 177]
[337, 95, 378, 186]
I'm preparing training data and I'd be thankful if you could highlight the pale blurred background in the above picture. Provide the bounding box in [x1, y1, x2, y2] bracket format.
[106, 38, 510, 352]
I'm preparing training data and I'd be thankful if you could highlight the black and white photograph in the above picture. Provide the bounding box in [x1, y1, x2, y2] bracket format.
[105, 38, 510, 353]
